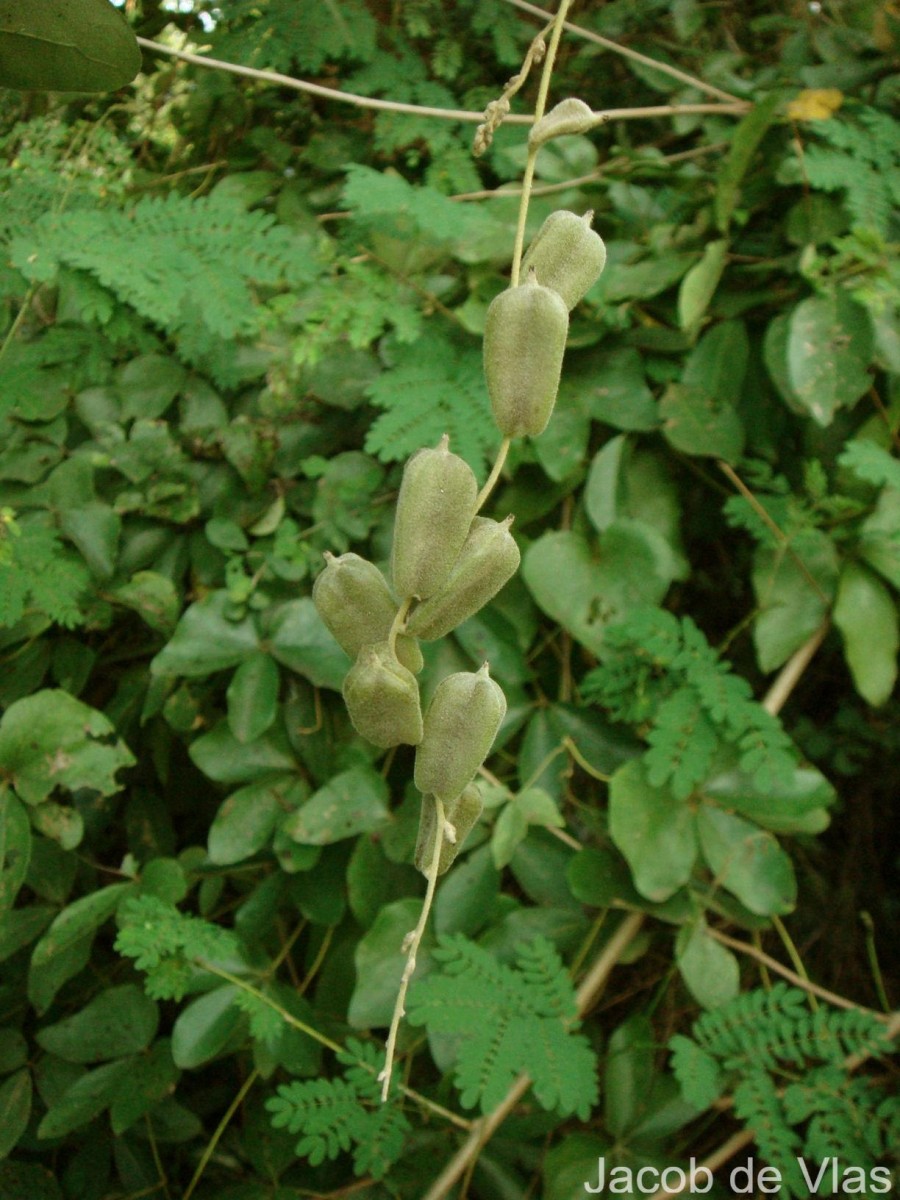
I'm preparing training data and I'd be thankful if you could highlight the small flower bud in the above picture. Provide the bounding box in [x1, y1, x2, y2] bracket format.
[528, 97, 595, 149]
[391, 436, 479, 600]
[483, 273, 569, 438]
[521, 210, 607, 310]
[312, 552, 423, 673]
[342, 642, 424, 748]
[407, 516, 520, 641]
[414, 664, 506, 802]
[414, 784, 484, 876]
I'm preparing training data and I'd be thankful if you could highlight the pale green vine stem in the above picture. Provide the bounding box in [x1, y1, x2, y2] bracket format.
[770, 914, 819, 1012]
[475, 436, 511, 511]
[510, 0, 573, 287]
[387, 595, 413, 656]
[182, 1068, 260, 1200]
[380, 795, 447, 1101]
[199, 960, 469, 1130]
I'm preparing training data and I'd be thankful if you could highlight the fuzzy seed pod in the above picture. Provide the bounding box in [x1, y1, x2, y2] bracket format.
[391, 436, 479, 601]
[414, 664, 506, 801]
[312, 552, 423, 674]
[414, 785, 484, 876]
[483, 273, 569, 438]
[528, 98, 595, 149]
[407, 516, 520, 641]
[342, 641, 424, 748]
[521, 210, 607, 310]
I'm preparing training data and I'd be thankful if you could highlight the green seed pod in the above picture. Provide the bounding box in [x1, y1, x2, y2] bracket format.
[342, 641, 423, 748]
[414, 664, 506, 801]
[414, 784, 484, 876]
[521, 210, 607, 311]
[483, 273, 569, 438]
[312, 552, 423, 674]
[391, 435, 479, 601]
[407, 516, 520, 641]
[528, 98, 595, 149]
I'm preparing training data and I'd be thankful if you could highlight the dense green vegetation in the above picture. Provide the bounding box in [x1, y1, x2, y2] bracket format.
[0, 2, 898, 1197]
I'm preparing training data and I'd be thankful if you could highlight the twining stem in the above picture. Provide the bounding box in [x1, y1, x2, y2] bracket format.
[510, 0, 573, 287]
[475, 436, 511, 511]
[380, 795, 447, 1102]
[182, 1069, 260, 1200]
[387, 595, 413, 656]
[771, 913, 818, 1012]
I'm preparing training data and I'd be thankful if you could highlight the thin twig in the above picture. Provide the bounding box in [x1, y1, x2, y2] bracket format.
[719, 460, 831, 606]
[422, 912, 646, 1200]
[707, 928, 889, 1018]
[475, 437, 512, 511]
[499, 0, 746, 104]
[761, 618, 829, 715]
[136, 38, 747, 130]
[182, 1069, 260, 1200]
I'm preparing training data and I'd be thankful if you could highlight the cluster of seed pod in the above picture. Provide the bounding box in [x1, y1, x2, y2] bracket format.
[313, 208, 606, 877]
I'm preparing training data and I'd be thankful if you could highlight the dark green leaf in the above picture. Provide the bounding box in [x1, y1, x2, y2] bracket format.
[0, 0, 141, 92]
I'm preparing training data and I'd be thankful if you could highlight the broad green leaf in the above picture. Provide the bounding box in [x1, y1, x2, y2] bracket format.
[36, 984, 158, 1063]
[208, 775, 304, 865]
[702, 764, 834, 835]
[715, 91, 784, 230]
[0, 690, 135, 806]
[592, 251, 696, 303]
[347, 835, 423, 931]
[0, 0, 141, 92]
[604, 1014, 654, 1138]
[786, 293, 873, 426]
[227, 653, 280, 744]
[151, 591, 259, 678]
[38, 1059, 132, 1139]
[752, 530, 838, 672]
[588, 347, 658, 431]
[58, 502, 121, 580]
[0, 1162, 62, 1199]
[189, 719, 297, 784]
[491, 800, 528, 870]
[675, 917, 740, 1009]
[0, 786, 31, 910]
[0, 1030, 27, 1073]
[108, 1038, 179, 1135]
[523, 527, 669, 657]
[697, 805, 796, 915]
[282, 765, 389, 846]
[28, 884, 132, 1014]
[661, 321, 748, 461]
[116, 354, 186, 421]
[678, 238, 728, 331]
[171, 985, 246, 1069]
[265, 598, 350, 691]
[29, 800, 83, 851]
[859, 488, 900, 591]
[833, 561, 898, 706]
[584, 435, 631, 532]
[348, 899, 434, 1029]
[0, 1069, 31, 1159]
[609, 759, 698, 902]
[434, 844, 499, 939]
[109, 571, 179, 636]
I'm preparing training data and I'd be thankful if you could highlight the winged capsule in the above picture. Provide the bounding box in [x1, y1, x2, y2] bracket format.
[342, 641, 423, 749]
[414, 664, 506, 802]
[406, 516, 520, 641]
[414, 784, 484, 876]
[391, 436, 479, 601]
[483, 271, 569, 438]
[520, 210, 607, 311]
[312, 552, 423, 673]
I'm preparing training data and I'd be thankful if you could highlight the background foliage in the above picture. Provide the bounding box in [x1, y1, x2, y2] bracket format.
[0, 1, 898, 1197]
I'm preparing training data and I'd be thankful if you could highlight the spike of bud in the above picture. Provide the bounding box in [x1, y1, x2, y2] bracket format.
[391, 436, 479, 601]
[414, 784, 484, 876]
[342, 641, 424, 748]
[483, 272, 569, 438]
[407, 516, 520, 641]
[312, 552, 423, 674]
[520, 210, 607, 310]
[414, 664, 506, 802]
